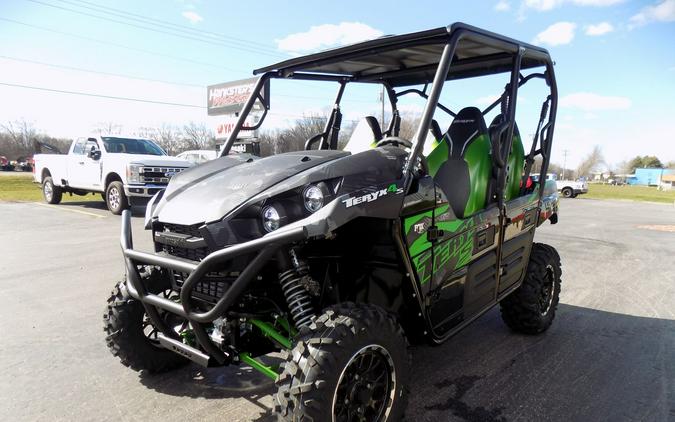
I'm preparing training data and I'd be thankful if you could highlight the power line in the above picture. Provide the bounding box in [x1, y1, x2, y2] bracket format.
[0, 55, 204, 88]
[55, 0, 278, 53]
[0, 17, 246, 72]
[25, 0, 286, 58]
[0, 81, 205, 109]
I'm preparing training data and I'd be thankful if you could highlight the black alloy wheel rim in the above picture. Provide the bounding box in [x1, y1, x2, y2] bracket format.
[333, 344, 396, 422]
[539, 264, 555, 315]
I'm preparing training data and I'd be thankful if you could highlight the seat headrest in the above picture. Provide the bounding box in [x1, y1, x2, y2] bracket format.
[364, 116, 383, 141]
[489, 114, 520, 137]
[430, 119, 442, 140]
[446, 107, 488, 158]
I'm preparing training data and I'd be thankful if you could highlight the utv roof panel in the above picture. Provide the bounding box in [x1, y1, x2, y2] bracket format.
[254, 23, 552, 87]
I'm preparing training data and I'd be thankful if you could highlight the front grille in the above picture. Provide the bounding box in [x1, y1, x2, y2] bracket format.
[157, 223, 208, 261]
[172, 271, 233, 304]
[141, 166, 186, 184]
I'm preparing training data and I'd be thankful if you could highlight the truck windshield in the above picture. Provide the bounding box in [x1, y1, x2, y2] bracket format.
[101, 137, 165, 155]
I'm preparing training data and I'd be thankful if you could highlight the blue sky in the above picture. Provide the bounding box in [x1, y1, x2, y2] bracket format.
[0, 0, 673, 168]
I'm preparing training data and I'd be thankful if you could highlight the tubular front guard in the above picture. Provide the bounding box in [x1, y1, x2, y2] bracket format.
[119, 210, 306, 365]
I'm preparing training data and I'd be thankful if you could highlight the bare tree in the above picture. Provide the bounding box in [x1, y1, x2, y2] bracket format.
[1, 119, 37, 153]
[576, 145, 605, 179]
[154, 124, 182, 155]
[181, 122, 214, 150]
[93, 121, 123, 135]
[259, 115, 328, 156]
[397, 112, 422, 140]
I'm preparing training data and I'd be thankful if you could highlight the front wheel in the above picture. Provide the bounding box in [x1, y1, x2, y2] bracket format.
[103, 276, 189, 373]
[106, 181, 129, 215]
[42, 176, 62, 204]
[275, 303, 411, 421]
[500, 243, 562, 334]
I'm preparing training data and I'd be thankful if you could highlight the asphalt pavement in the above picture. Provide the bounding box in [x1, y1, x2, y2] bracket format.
[0, 198, 673, 421]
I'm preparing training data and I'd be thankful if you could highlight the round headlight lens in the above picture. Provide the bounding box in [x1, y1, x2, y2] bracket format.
[262, 205, 281, 232]
[303, 185, 324, 213]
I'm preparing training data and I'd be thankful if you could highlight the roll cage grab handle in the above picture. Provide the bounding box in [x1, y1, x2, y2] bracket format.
[220, 28, 558, 203]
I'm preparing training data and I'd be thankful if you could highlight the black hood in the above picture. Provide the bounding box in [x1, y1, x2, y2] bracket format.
[153, 150, 349, 225]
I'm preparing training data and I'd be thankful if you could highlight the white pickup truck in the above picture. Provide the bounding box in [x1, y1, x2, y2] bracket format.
[532, 173, 588, 198]
[33, 135, 191, 214]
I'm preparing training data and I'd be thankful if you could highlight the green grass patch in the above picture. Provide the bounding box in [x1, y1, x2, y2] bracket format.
[0, 175, 99, 202]
[584, 184, 675, 204]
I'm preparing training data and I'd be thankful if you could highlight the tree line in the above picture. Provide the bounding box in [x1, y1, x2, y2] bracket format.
[2, 117, 672, 179]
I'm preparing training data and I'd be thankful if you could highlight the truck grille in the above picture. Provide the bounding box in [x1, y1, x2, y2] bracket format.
[141, 167, 186, 184]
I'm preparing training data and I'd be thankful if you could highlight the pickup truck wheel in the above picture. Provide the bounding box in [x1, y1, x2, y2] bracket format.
[42, 176, 62, 204]
[275, 303, 411, 421]
[106, 181, 129, 215]
[103, 276, 189, 373]
[561, 187, 573, 198]
[500, 243, 562, 334]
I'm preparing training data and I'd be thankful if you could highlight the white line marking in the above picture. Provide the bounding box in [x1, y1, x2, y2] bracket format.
[33, 202, 107, 218]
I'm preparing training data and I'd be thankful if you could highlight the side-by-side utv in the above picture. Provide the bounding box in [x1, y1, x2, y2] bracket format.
[104, 23, 561, 421]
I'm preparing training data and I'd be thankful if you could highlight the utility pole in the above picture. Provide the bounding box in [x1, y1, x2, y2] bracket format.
[562, 149, 569, 180]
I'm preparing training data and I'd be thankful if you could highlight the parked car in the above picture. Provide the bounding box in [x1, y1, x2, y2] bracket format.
[0, 156, 14, 171]
[532, 173, 587, 198]
[175, 150, 218, 165]
[33, 135, 192, 214]
[15, 156, 33, 172]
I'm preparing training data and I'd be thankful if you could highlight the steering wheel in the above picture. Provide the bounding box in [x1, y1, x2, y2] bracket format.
[376, 136, 413, 149]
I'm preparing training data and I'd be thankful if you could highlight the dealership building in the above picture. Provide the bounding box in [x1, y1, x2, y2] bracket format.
[626, 168, 674, 186]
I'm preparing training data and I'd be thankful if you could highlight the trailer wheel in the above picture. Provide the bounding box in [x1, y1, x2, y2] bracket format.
[275, 303, 411, 421]
[42, 176, 62, 204]
[106, 181, 129, 215]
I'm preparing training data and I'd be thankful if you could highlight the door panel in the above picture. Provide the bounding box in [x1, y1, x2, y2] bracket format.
[67, 138, 88, 188]
[426, 188, 500, 337]
[498, 230, 534, 294]
[498, 194, 540, 294]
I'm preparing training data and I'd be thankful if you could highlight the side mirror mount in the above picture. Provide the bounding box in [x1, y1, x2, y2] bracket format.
[88, 148, 101, 160]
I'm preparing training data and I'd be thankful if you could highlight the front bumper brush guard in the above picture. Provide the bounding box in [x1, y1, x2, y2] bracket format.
[119, 210, 306, 365]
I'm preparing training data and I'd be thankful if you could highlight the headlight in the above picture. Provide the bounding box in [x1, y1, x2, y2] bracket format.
[303, 185, 324, 213]
[262, 205, 281, 232]
[127, 163, 143, 184]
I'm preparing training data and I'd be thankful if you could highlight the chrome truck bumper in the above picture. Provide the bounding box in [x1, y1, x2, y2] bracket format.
[119, 210, 306, 365]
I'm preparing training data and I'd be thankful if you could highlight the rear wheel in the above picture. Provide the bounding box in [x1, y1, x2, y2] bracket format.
[561, 187, 573, 198]
[500, 243, 562, 334]
[275, 303, 411, 421]
[42, 176, 62, 204]
[106, 181, 129, 215]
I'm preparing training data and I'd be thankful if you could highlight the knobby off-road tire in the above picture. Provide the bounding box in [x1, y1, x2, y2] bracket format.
[106, 181, 129, 215]
[42, 176, 62, 204]
[500, 243, 562, 334]
[103, 279, 189, 373]
[275, 302, 411, 422]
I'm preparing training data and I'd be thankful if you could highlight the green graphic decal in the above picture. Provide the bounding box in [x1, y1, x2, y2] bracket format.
[410, 214, 484, 285]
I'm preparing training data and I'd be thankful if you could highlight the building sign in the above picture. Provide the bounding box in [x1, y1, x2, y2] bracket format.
[207, 77, 268, 116]
[213, 115, 258, 140]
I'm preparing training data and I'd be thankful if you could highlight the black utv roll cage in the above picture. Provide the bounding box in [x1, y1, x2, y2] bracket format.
[122, 22, 557, 368]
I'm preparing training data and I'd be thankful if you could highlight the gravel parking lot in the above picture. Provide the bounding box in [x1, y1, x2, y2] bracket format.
[0, 198, 673, 421]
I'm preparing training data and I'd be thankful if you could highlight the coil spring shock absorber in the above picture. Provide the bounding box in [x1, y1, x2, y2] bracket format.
[278, 251, 315, 329]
